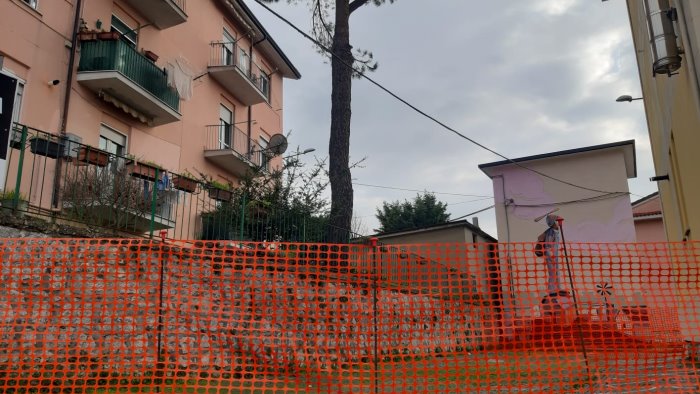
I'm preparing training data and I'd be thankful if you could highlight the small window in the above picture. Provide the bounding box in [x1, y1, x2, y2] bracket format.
[111, 15, 137, 48]
[12, 82, 24, 125]
[21, 0, 37, 10]
[258, 72, 270, 99]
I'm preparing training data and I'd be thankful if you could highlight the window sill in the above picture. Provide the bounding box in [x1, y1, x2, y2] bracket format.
[11, 0, 43, 20]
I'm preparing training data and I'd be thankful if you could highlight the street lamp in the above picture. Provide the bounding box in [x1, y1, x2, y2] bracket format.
[615, 95, 643, 103]
[284, 148, 315, 159]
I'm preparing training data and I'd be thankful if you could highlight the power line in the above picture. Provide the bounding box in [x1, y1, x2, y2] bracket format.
[510, 192, 627, 208]
[353, 182, 493, 198]
[253, 0, 630, 196]
[451, 205, 496, 221]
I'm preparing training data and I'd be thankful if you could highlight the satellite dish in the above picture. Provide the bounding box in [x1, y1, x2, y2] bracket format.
[268, 134, 288, 156]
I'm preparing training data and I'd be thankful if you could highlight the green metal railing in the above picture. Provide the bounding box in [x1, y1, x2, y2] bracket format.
[1, 124, 359, 243]
[78, 39, 180, 112]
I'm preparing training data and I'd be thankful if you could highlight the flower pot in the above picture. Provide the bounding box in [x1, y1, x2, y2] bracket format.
[173, 175, 198, 193]
[29, 136, 64, 159]
[208, 187, 232, 202]
[9, 127, 25, 150]
[144, 50, 159, 62]
[78, 146, 110, 167]
[127, 162, 160, 181]
[78, 31, 99, 41]
[97, 31, 120, 40]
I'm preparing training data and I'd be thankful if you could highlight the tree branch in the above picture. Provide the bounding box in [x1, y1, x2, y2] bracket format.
[349, 0, 371, 14]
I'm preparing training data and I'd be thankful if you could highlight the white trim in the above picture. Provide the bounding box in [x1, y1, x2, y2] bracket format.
[99, 123, 128, 151]
[21, 0, 38, 10]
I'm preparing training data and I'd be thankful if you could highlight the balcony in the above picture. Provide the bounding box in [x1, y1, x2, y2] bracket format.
[122, 0, 187, 29]
[77, 39, 181, 127]
[203, 125, 268, 177]
[208, 42, 269, 106]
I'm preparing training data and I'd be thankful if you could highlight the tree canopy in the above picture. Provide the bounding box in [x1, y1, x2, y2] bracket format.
[375, 193, 450, 233]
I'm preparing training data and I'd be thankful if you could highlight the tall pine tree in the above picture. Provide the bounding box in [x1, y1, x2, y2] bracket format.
[260, 0, 397, 242]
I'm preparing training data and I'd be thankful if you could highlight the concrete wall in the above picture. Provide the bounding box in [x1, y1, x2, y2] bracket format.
[0, 239, 483, 374]
[634, 217, 666, 242]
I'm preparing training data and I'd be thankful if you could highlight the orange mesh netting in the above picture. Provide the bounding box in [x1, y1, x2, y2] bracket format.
[1, 238, 699, 393]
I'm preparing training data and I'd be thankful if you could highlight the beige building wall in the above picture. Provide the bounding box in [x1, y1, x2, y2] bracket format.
[480, 142, 637, 326]
[626, 0, 700, 341]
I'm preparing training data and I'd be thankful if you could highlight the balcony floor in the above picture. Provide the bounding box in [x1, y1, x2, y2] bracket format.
[208, 66, 267, 106]
[204, 149, 257, 178]
[122, 0, 187, 29]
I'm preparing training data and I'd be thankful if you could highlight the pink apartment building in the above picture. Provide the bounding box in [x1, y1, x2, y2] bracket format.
[0, 0, 300, 237]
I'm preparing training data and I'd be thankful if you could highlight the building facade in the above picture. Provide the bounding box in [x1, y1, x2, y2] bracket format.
[625, 0, 700, 242]
[479, 141, 637, 325]
[632, 192, 666, 242]
[0, 0, 300, 237]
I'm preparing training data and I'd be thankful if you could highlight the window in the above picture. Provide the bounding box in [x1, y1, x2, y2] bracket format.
[21, 0, 37, 9]
[99, 125, 127, 172]
[222, 29, 235, 66]
[258, 72, 269, 99]
[238, 49, 250, 76]
[12, 82, 24, 125]
[259, 136, 270, 170]
[111, 15, 137, 48]
[219, 104, 233, 149]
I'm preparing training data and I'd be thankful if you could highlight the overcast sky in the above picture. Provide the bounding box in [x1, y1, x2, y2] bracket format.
[247, 0, 654, 237]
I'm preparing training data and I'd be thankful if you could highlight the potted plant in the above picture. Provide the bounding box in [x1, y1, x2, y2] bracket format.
[9, 125, 27, 150]
[173, 171, 198, 193]
[29, 134, 65, 159]
[78, 146, 111, 167]
[126, 158, 162, 182]
[0, 190, 28, 215]
[207, 180, 233, 202]
[77, 30, 99, 41]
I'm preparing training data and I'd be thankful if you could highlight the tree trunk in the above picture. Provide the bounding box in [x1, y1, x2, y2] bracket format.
[328, 0, 354, 243]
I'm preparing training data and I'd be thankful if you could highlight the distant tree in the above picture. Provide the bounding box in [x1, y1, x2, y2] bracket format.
[375, 193, 450, 233]
[261, 0, 397, 242]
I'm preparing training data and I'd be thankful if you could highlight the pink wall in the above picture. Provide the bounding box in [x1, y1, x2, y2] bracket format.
[634, 218, 666, 242]
[2, 0, 292, 187]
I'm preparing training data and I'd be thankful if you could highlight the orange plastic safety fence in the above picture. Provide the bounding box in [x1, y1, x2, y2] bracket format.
[1, 239, 699, 393]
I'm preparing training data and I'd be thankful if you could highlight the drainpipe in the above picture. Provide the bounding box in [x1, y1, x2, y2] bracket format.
[492, 174, 515, 330]
[247, 31, 267, 159]
[53, 0, 83, 208]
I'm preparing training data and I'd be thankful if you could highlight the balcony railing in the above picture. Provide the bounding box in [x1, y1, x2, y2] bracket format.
[204, 124, 265, 168]
[208, 42, 269, 104]
[78, 39, 180, 112]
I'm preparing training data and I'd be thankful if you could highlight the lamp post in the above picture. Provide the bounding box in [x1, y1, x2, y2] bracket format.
[615, 95, 643, 102]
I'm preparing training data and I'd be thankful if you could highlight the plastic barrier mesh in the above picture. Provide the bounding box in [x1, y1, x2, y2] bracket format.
[1, 239, 699, 393]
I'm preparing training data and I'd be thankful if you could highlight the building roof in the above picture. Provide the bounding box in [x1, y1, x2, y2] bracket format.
[220, 0, 302, 79]
[479, 140, 637, 179]
[374, 220, 498, 243]
[632, 191, 662, 218]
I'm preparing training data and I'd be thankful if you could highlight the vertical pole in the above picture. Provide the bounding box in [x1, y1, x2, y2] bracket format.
[239, 192, 246, 240]
[155, 243, 166, 393]
[149, 168, 159, 239]
[370, 237, 379, 394]
[13, 126, 28, 210]
[302, 216, 306, 243]
[557, 219, 593, 391]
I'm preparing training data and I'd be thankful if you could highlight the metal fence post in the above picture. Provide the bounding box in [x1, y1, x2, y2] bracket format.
[239, 191, 246, 240]
[370, 237, 380, 394]
[149, 168, 159, 239]
[12, 126, 28, 211]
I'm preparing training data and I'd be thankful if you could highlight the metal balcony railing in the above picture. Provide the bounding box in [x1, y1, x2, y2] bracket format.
[209, 42, 269, 100]
[204, 124, 265, 167]
[78, 39, 180, 112]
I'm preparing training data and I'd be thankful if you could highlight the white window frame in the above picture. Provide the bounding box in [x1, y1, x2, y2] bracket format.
[219, 104, 233, 149]
[223, 29, 236, 67]
[259, 135, 270, 170]
[258, 71, 269, 99]
[21, 0, 38, 10]
[111, 15, 137, 48]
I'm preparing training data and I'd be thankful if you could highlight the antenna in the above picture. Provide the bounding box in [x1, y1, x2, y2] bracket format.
[267, 134, 288, 156]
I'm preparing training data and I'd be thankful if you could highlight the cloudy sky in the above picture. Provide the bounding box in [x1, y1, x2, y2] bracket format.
[247, 0, 654, 237]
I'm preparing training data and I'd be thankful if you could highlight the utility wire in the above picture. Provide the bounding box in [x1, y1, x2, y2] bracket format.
[253, 0, 630, 196]
[353, 182, 493, 198]
[451, 205, 496, 221]
[510, 192, 627, 208]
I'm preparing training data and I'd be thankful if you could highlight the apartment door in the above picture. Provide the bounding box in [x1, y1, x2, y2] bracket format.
[0, 72, 19, 190]
[223, 30, 235, 66]
[219, 105, 233, 149]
